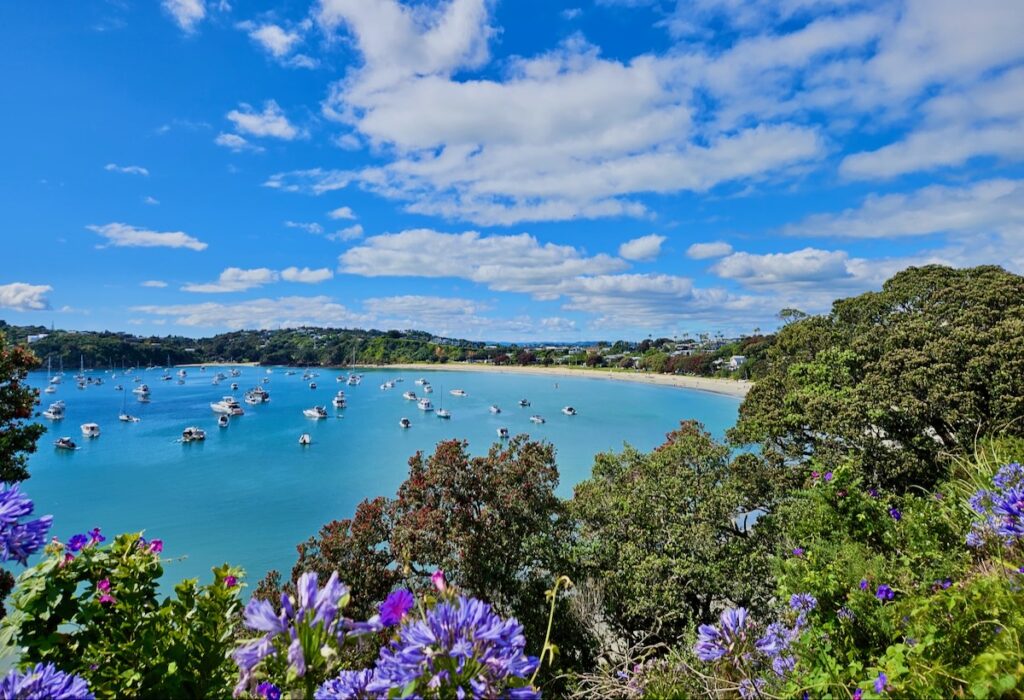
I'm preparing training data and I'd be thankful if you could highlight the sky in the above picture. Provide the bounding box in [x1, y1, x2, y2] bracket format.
[2, 0, 1023, 342]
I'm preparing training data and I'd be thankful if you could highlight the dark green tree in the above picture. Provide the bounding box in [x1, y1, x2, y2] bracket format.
[0, 335, 45, 484]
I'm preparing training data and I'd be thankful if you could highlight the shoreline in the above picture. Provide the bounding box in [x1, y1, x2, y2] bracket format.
[356, 363, 752, 398]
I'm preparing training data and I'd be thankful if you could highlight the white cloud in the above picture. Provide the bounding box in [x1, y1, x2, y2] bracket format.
[281, 266, 333, 283]
[182, 267, 279, 293]
[141, 280, 168, 288]
[0, 283, 52, 311]
[246, 23, 301, 58]
[619, 234, 666, 261]
[215, 132, 265, 153]
[162, 0, 205, 33]
[284, 221, 324, 235]
[87, 223, 208, 251]
[132, 296, 370, 329]
[712, 247, 854, 286]
[143, 196, 160, 205]
[327, 224, 364, 241]
[226, 100, 304, 140]
[339, 230, 626, 297]
[686, 241, 733, 259]
[105, 163, 149, 176]
[327, 206, 356, 220]
[264, 168, 353, 194]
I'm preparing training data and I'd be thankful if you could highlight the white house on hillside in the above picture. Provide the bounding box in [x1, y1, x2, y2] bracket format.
[728, 355, 747, 371]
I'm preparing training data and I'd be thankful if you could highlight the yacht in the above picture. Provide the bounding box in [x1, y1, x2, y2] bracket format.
[44, 384, 57, 394]
[414, 378, 427, 386]
[132, 384, 150, 395]
[422, 384, 433, 394]
[417, 398, 434, 411]
[113, 384, 123, 391]
[230, 382, 239, 390]
[54, 437, 77, 450]
[332, 392, 347, 409]
[42, 402, 65, 421]
[119, 413, 140, 423]
[210, 397, 245, 416]
[380, 381, 395, 390]
[530, 415, 546, 424]
[303, 406, 328, 419]
[229, 369, 241, 377]
[489, 405, 501, 414]
[497, 427, 510, 439]
[299, 433, 311, 445]
[218, 415, 229, 428]
[399, 417, 411, 429]
[181, 426, 206, 442]
[561, 406, 577, 416]
[402, 391, 417, 401]
[518, 399, 531, 407]
[346, 374, 361, 386]
[450, 389, 467, 397]
[244, 387, 270, 405]
[80, 423, 100, 438]
[436, 408, 451, 419]
[178, 369, 187, 378]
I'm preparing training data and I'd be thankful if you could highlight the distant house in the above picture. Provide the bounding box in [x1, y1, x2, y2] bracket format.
[728, 355, 747, 371]
[26, 333, 48, 343]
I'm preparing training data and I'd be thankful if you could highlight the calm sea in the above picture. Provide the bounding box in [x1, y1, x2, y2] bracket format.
[21, 367, 739, 587]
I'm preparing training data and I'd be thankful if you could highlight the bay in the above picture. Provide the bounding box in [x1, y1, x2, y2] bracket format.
[24, 366, 740, 586]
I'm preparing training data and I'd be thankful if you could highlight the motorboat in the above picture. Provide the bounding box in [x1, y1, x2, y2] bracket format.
[210, 397, 244, 416]
[261, 377, 270, 384]
[346, 375, 361, 386]
[42, 402, 65, 420]
[417, 398, 434, 411]
[218, 415, 229, 428]
[178, 369, 187, 378]
[380, 381, 395, 390]
[302, 371, 313, 380]
[414, 378, 427, 386]
[518, 399, 531, 407]
[299, 433, 311, 445]
[303, 406, 328, 419]
[402, 391, 417, 401]
[422, 384, 433, 393]
[230, 382, 239, 390]
[114, 384, 123, 391]
[309, 382, 317, 390]
[399, 417, 411, 429]
[161, 375, 172, 381]
[436, 409, 451, 419]
[229, 369, 241, 377]
[244, 387, 270, 405]
[530, 415, 546, 424]
[44, 384, 57, 394]
[450, 389, 467, 397]
[489, 405, 501, 414]
[332, 393, 347, 409]
[132, 384, 150, 395]
[80, 423, 100, 438]
[561, 406, 577, 416]
[119, 413, 140, 423]
[497, 427, 510, 439]
[54, 437, 77, 450]
[182, 426, 206, 442]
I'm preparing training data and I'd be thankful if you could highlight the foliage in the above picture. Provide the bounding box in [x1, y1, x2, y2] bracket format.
[0, 532, 243, 699]
[0, 332, 44, 484]
[731, 265, 1024, 492]
[570, 421, 779, 645]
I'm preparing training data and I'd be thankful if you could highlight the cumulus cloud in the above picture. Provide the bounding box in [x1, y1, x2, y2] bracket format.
[0, 283, 52, 311]
[712, 248, 855, 286]
[182, 267, 279, 293]
[215, 132, 265, 153]
[105, 163, 149, 176]
[227, 100, 304, 140]
[241, 21, 318, 68]
[284, 221, 324, 235]
[141, 280, 168, 288]
[686, 241, 733, 259]
[87, 223, 208, 251]
[327, 206, 356, 220]
[618, 234, 666, 261]
[264, 168, 353, 194]
[132, 296, 370, 329]
[327, 224, 364, 242]
[281, 266, 333, 283]
[162, 0, 205, 33]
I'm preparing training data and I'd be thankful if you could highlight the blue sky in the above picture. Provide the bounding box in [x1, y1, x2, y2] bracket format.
[2, 0, 1023, 341]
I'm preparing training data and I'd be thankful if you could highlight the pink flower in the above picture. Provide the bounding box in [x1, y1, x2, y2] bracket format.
[148, 539, 163, 554]
[431, 569, 447, 593]
[225, 575, 238, 588]
[97, 578, 115, 604]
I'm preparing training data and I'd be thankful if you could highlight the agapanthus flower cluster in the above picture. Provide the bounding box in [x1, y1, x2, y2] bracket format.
[967, 462, 1024, 548]
[0, 662, 93, 699]
[349, 595, 540, 699]
[0, 483, 53, 565]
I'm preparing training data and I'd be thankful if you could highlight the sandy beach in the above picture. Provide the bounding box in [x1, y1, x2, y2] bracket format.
[362, 363, 753, 398]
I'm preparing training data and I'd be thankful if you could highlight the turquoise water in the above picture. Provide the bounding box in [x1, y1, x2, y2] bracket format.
[22, 367, 739, 586]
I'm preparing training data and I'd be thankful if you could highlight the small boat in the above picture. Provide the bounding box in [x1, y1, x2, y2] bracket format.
[422, 384, 433, 393]
[489, 405, 501, 414]
[518, 399, 531, 407]
[399, 417, 411, 429]
[210, 397, 244, 416]
[54, 437, 77, 450]
[346, 374, 361, 386]
[44, 384, 57, 394]
[309, 382, 317, 390]
[561, 406, 577, 416]
[414, 378, 427, 386]
[229, 369, 241, 377]
[80, 423, 100, 438]
[113, 384, 123, 391]
[178, 369, 187, 378]
[380, 381, 394, 390]
[332, 393, 347, 409]
[497, 427, 510, 439]
[402, 391, 417, 401]
[417, 398, 434, 411]
[261, 377, 270, 384]
[303, 406, 328, 419]
[436, 408, 451, 419]
[299, 433, 311, 445]
[42, 402, 65, 420]
[450, 389, 467, 397]
[218, 415, 229, 428]
[182, 426, 206, 442]
[244, 387, 271, 405]
[230, 382, 239, 390]
[132, 384, 150, 395]
[161, 375, 172, 381]
[119, 413, 140, 423]
[530, 415, 546, 424]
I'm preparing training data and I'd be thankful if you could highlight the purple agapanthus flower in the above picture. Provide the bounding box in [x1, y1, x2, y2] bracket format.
[755, 622, 790, 657]
[771, 654, 796, 677]
[67, 534, 89, 552]
[889, 507, 902, 521]
[316, 670, 376, 699]
[837, 606, 855, 621]
[0, 485, 53, 565]
[867, 488, 879, 498]
[859, 579, 869, 591]
[695, 607, 750, 662]
[993, 462, 1024, 490]
[0, 662, 94, 699]
[791, 547, 805, 557]
[875, 584, 895, 601]
[379, 589, 415, 626]
[789, 593, 817, 613]
[256, 681, 281, 700]
[823, 472, 833, 482]
[874, 671, 888, 693]
[738, 677, 767, 699]
[367, 596, 539, 697]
